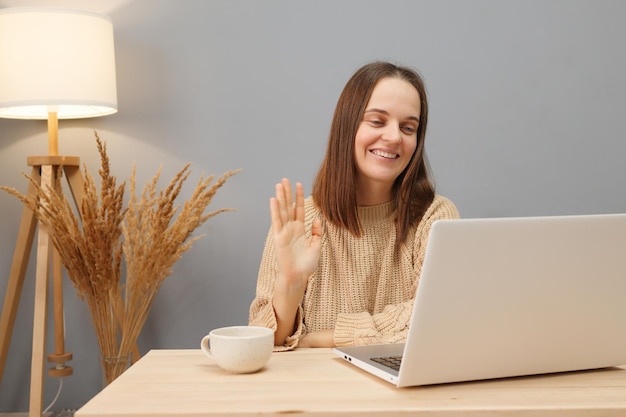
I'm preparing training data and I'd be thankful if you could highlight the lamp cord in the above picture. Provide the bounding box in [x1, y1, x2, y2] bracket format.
[43, 377, 63, 414]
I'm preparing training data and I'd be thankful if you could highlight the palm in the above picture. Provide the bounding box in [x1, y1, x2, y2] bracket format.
[274, 219, 320, 280]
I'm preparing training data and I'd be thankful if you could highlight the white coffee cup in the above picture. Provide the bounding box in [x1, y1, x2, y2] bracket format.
[200, 325, 274, 374]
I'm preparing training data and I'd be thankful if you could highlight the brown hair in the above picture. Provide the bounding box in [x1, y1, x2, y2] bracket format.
[312, 61, 435, 243]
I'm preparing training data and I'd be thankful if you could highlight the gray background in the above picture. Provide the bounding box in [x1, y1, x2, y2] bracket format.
[1, 0, 625, 412]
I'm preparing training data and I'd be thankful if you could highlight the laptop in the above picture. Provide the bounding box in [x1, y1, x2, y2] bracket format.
[334, 213, 626, 387]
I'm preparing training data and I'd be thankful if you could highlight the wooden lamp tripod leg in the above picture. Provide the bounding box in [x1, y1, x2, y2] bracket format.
[46, 167, 74, 378]
[29, 164, 54, 417]
[0, 166, 40, 385]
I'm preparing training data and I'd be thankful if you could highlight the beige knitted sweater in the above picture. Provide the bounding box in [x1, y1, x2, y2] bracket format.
[249, 194, 459, 350]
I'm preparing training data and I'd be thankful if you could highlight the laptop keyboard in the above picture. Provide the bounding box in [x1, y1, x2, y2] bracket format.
[371, 355, 402, 371]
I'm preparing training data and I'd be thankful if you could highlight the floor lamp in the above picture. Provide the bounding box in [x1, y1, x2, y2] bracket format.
[0, 8, 117, 417]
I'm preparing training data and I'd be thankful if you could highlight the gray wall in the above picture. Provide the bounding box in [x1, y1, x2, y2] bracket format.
[1, 0, 625, 412]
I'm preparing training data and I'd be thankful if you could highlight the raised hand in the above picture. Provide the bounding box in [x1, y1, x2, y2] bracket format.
[270, 178, 322, 289]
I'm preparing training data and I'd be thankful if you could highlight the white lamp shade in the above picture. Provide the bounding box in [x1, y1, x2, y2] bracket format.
[0, 7, 117, 120]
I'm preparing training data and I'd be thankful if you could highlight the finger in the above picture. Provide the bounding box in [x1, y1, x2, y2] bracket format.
[269, 197, 283, 235]
[310, 218, 323, 252]
[295, 182, 305, 222]
[311, 218, 323, 239]
[275, 181, 289, 225]
[282, 178, 294, 219]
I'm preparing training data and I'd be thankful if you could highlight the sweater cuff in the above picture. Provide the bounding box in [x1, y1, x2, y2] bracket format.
[334, 312, 378, 347]
[249, 302, 278, 330]
[281, 306, 304, 351]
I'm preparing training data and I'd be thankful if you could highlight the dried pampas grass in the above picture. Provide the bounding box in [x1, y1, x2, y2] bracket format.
[1, 132, 239, 384]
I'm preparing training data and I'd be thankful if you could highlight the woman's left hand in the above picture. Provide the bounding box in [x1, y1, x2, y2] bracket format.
[299, 329, 335, 348]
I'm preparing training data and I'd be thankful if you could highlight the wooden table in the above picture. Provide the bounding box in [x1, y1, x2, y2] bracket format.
[75, 348, 626, 416]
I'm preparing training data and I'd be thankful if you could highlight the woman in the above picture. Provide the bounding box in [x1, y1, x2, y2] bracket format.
[249, 61, 459, 350]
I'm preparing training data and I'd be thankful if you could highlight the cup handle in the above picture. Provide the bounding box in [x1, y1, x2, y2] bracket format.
[200, 335, 213, 359]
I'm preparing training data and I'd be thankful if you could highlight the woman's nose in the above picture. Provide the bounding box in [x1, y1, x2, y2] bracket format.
[382, 123, 402, 142]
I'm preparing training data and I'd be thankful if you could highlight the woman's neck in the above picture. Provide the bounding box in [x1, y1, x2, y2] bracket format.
[356, 181, 392, 206]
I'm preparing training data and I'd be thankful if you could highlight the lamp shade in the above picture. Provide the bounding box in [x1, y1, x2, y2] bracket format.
[0, 7, 117, 120]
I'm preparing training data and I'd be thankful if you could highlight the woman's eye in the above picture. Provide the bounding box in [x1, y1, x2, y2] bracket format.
[402, 125, 416, 134]
[368, 119, 384, 126]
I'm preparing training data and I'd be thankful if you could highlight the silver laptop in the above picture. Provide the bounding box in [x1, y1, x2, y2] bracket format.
[334, 213, 626, 387]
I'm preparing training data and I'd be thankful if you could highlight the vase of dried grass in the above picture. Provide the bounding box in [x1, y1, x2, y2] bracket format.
[100, 353, 132, 386]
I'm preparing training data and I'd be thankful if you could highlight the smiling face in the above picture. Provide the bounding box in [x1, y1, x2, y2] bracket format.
[354, 77, 421, 205]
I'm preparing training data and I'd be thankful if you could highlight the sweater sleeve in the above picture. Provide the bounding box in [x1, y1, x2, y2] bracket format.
[333, 196, 460, 347]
